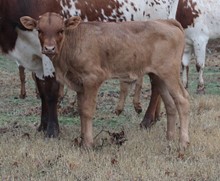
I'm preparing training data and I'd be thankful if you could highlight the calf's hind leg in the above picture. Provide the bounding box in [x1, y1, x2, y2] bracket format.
[149, 74, 177, 140]
[162, 75, 190, 152]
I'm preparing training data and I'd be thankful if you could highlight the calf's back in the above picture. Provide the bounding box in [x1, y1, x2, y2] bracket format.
[54, 19, 184, 90]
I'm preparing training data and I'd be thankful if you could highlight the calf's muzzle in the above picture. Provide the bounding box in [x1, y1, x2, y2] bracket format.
[42, 45, 56, 55]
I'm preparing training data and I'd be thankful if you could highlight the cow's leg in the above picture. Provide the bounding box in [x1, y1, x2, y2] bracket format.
[193, 39, 208, 94]
[140, 74, 161, 128]
[35, 75, 60, 137]
[77, 85, 99, 148]
[18, 65, 26, 99]
[182, 44, 193, 89]
[133, 77, 143, 114]
[31, 72, 40, 99]
[115, 81, 129, 115]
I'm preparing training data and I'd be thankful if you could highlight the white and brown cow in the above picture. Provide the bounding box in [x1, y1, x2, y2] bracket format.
[20, 12, 190, 152]
[177, 0, 220, 93]
[0, 0, 179, 137]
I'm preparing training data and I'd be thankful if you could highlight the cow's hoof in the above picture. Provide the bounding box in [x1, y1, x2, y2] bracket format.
[140, 117, 157, 129]
[45, 124, 59, 138]
[37, 123, 47, 132]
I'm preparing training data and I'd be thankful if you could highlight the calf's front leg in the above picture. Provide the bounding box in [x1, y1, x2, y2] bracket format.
[77, 85, 99, 148]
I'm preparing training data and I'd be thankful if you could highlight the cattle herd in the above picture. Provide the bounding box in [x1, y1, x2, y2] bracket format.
[0, 0, 219, 155]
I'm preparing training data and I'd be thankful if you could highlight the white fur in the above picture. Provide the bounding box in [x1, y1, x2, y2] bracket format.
[6, 29, 54, 80]
[60, 0, 179, 21]
[182, 0, 220, 90]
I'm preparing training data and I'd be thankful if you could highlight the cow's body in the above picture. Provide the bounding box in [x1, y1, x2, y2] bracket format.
[0, 0, 180, 136]
[21, 13, 189, 152]
[177, 0, 220, 93]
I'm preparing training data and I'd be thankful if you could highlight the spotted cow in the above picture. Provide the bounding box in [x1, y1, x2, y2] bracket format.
[177, 0, 220, 93]
[20, 12, 189, 152]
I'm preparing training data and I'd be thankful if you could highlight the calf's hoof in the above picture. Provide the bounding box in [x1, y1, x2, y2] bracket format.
[134, 104, 142, 114]
[196, 85, 205, 94]
[115, 108, 123, 116]
[19, 93, 27, 99]
[80, 138, 94, 149]
[178, 141, 190, 159]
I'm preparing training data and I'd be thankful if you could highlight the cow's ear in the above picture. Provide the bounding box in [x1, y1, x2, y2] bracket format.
[65, 16, 81, 29]
[20, 16, 37, 30]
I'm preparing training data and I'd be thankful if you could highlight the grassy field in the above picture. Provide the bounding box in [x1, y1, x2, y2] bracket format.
[1, 48, 220, 180]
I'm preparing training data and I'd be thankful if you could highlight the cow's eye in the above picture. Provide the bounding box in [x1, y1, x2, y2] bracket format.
[37, 29, 42, 35]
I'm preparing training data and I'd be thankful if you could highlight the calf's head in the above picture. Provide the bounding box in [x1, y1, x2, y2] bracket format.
[20, 12, 81, 57]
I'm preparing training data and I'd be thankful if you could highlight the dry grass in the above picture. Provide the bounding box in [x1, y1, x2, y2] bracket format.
[1, 44, 220, 180]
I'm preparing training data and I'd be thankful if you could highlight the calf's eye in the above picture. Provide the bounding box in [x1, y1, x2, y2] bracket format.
[58, 30, 64, 35]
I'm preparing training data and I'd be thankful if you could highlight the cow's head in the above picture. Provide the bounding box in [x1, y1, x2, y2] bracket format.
[20, 12, 81, 58]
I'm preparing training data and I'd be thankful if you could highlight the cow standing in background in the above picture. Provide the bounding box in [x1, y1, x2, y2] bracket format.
[177, 0, 220, 94]
[20, 12, 189, 152]
[0, 0, 179, 137]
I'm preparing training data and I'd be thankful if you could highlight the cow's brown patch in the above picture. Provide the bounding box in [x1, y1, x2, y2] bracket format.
[0, 0, 62, 53]
[74, 0, 124, 21]
[176, 0, 201, 29]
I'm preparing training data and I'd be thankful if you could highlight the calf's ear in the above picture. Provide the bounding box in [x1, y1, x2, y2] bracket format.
[65, 16, 81, 29]
[20, 16, 37, 30]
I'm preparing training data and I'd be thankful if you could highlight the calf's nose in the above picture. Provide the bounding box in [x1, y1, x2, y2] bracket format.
[43, 45, 56, 54]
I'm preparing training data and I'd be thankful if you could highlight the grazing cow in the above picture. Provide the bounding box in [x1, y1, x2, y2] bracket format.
[20, 12, 190, 152]
[0, 0, 180, 137]
[177, 0, 220, 93]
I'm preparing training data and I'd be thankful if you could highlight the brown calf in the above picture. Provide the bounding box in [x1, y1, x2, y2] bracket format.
[20, 12, 190, 152]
